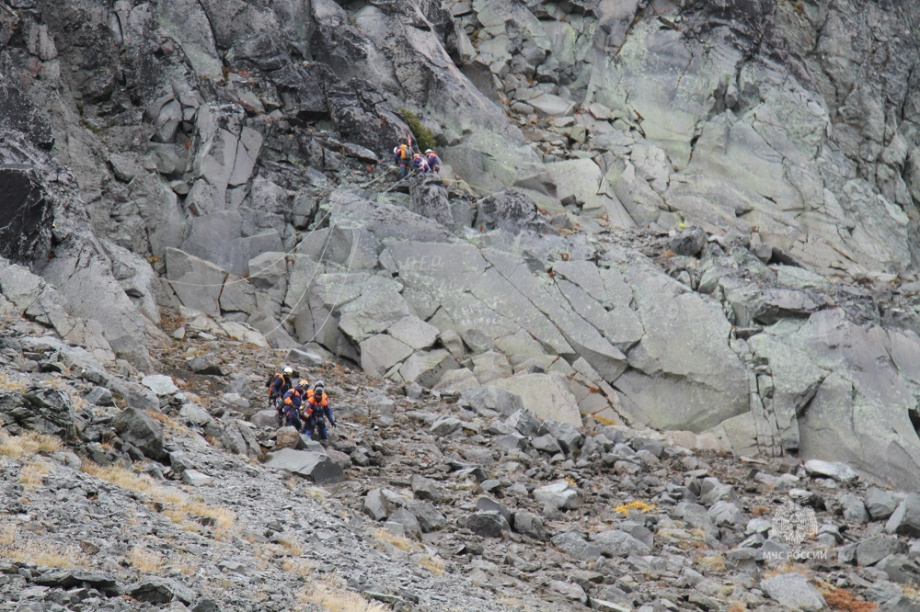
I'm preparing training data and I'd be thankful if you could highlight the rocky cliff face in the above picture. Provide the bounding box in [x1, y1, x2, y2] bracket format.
[2, 1, 920, 602]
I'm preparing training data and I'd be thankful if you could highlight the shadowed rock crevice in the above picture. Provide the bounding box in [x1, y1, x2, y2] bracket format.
[0, 166, 53, 270]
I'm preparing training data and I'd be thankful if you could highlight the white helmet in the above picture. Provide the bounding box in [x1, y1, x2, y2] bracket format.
[283, 366, 293, 375]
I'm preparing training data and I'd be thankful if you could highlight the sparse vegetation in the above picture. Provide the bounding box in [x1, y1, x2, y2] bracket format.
[128, 545, 165, 573]
[371, 528, 420, 553]
[176, 558, 201, 578]
[819, 583, 879, 611]
[416, 554, 445, 576]
[281, 557, 317, 578]
[0, 524, 15, 546]
[19, 459, 51, 490]
[764, 562, 812, 578]
[0, 524, 89, 569]
[81, 462, 236, 538]
[144, 409, 185, 432]
[39, 376, 67, 389]
[697, 555, 726, 572]
[399, 108, 437, 153]
[299, 579, 391, 612]
[279, 537, 304, 556]
[0, 430, 62, 460]
[0, 373, 28, 392]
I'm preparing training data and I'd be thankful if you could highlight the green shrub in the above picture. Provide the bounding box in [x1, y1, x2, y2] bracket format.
[400, 108, 437, 152]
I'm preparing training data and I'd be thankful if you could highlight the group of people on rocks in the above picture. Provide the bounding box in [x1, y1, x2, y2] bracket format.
[266, 367, 336, 440]
[392, 138, 441, 179]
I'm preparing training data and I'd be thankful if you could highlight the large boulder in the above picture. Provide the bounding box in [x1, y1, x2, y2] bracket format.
[409, 174, 464, 230]
[0, 263, 116, 365]
[0, 387, 76, 439]
[760, 573, 826, 612]
[397, 350, 459, 389]
[460, 386, 525, 417]
[492, 373, 582, 428]
[788, 311, 920, 490]
[263, 448, 344, 485]
[886, 495, 920, 538]
[746, 331, 826, 453]
[338, 276, 411, 344]
[165, 248, 225, 317]
[516, 158, 630, 219]
[43, 241, 152, 366]
[359, 334, 414, 376]
[114, 407, 166, 461]
[475, 190, 541, 233]
[617, 265, 748, 432]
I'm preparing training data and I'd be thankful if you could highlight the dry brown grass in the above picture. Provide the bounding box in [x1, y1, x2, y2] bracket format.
[275, 536, 304, 557]
[183, 392, 205, 405]
[128, 546, 165, 573]
[0, 525, 89, 569]
[0, 430, 62, 460]
[144, 409, 187, 433]
[281, 557, 317, 577]
[902, 586, 920, 601]
[417, 555, 445, 576]
[817, 582, 879, 612]
[371, 529, 420, 553]
[39, 376, 67, 390]
[82, 462, 157, 494]
[0, 524, 15, 546]
[697, 555, 726, 572]
[19, 459, 51, 490]
[177, 561, 200, 577]
[184, 499, 236, 531]
[162, 508, 189, 525]
[299, 580, 391, 612]
[81, 461, 236, 538]
[0, 374, 28, 392]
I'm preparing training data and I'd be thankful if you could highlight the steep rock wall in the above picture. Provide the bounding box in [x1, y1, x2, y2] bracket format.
[1, 0, 920, 487]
